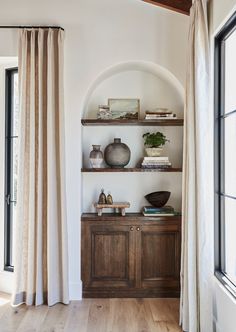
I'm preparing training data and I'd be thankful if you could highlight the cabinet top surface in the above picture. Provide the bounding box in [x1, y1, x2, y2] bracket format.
[81, 213, 181, 224]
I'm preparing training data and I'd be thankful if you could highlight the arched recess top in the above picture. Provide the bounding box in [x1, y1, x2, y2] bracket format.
[82, 60, 184, 117]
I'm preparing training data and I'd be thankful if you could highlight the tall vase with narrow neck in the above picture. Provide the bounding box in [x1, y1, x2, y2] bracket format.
[89, 145, 103, 168]
[104, 138, 131, 168]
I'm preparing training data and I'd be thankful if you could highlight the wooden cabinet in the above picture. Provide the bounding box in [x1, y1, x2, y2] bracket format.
[82, 213, 181, 298]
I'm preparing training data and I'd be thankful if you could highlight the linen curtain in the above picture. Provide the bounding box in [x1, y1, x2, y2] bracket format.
[180, 0, 213, 331]
[12, 28, 69, 306]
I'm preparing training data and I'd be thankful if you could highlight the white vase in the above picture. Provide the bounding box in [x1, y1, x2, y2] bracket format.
[89, 145, 104, 168]
[145, 147, 163, 157]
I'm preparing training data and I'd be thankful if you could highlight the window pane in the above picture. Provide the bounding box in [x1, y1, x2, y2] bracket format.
[224, 197, 236, 285]
[12, 72, 19, 137]
[224, 113, 236, 197]
[225, 28, 236, 114]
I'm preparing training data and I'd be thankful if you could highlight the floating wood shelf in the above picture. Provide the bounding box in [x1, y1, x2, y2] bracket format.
[81, 167, 182, 173]
[81, 119, 184, 126]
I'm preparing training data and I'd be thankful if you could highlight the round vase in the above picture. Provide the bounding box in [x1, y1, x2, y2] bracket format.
[145, 147, 163, 157]
[89, 145, 103, 168]
[104, 138, 131, 168]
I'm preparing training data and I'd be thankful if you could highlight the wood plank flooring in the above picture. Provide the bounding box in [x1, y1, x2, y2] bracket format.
[0, 293, 182, 332]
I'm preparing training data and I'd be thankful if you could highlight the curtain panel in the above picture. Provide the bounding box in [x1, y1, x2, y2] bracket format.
[180, 0, 213, 331]
[12, 28, 69, 306]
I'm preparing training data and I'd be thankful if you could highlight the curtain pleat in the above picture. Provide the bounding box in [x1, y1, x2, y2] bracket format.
[12, 28, 69, 306]
[180, 0, 213, 331]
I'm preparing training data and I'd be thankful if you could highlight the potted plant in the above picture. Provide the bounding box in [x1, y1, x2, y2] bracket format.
[143, 131, 169, 157]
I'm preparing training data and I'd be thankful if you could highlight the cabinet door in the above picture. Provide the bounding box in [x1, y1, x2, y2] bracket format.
[82, 224, 135, 290]
[137, 224, 180, 295]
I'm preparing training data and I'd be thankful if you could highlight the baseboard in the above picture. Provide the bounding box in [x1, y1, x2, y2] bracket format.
[69, 280, 82, 300]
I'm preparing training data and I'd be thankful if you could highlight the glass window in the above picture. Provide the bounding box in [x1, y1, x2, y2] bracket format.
[4, 68, 18, 271]
[215, 12, 236, 297]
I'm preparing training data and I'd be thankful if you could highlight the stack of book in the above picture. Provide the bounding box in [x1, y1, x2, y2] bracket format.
[145, 108, 177, 120]
[142, 205, 176, 217]
[141, 156, 171, 169]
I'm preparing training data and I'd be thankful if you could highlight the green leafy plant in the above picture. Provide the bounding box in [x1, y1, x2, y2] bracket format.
[143, 132, 169, 148]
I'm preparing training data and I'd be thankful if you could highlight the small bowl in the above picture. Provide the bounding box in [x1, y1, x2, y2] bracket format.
[145, 191, 171, 207]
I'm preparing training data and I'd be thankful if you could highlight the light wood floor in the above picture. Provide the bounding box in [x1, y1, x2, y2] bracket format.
[0, 293, 182, 332]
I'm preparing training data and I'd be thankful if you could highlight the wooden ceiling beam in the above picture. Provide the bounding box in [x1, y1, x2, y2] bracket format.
[142, 0, 192, 15]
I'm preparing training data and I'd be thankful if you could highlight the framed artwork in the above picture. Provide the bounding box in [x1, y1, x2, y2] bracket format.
[108, 98, 140, 120]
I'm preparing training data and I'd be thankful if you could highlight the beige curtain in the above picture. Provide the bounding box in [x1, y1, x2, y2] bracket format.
[12, 28, 69, 306]
[180, 0, 213, 331]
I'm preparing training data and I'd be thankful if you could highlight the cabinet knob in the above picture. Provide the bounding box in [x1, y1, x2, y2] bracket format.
[130, 227, 134, 231]
[136, 227, 140, 231]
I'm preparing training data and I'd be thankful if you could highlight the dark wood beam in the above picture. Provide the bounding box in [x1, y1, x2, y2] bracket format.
[142, 0, 192, 15]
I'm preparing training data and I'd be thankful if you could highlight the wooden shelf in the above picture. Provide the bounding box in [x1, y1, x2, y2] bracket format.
[81, 167, 182, 173]
[81, 118, 184, 126]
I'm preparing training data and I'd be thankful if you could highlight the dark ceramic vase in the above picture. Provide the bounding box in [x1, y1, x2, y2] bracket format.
[104, 138, 131, 168]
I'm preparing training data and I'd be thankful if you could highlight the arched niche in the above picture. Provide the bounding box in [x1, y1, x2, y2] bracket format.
[82, 61, 184, 119]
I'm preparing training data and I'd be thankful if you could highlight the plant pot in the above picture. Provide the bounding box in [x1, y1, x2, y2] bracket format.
[89, 145, 103, 168]
[104, 138, 131, 168]
[145, 147, 163, 157]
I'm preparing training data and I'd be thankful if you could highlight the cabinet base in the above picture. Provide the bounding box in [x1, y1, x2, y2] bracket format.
[83, 289, 180, 298]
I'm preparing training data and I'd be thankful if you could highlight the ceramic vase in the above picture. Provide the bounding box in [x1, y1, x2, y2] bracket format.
[89, 145, 103, 168]
[104, 138, 131, 168]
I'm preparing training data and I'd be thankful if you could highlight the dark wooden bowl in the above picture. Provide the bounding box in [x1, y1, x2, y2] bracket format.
[144, 191, 171, 207]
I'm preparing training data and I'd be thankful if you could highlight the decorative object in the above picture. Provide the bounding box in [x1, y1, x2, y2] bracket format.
[89, 145, 103, 168]
[145, 191, 171, 207]
[98, 189, 107, 204]
[145, 108, 177, 120]
[107, 192, 113, 204]
[143, 132, 169, 157]
[104, 138, 131, 168]
[141, 156, 171, 169]
[142, 205, 178, 217]
[94, 202, 130, 216]
[108, 98, 140, 120]
[145, 147, 163, 157]
[97, 105, 112, 119]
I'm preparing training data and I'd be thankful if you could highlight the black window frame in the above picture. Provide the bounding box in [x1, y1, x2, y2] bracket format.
[4, 67, 18, 272]
[214, 11, 236, 298]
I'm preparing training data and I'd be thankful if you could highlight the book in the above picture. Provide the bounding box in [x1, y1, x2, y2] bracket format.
[143, 205, 174, 212]
[145, 115, 177, 120]
[143, 212, 175, 216]
[142, 161, 171, 165]
[145, 113, 176, 117]
[141, 165, 171, 169]
[143, 157, 169, 161]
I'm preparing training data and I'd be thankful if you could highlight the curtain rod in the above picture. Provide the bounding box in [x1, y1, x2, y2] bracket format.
[0, 26, 64, 31]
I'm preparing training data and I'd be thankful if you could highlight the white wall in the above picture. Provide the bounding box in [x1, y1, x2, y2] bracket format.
[0, 0, 189, 299]
[209, 0, 236, 331]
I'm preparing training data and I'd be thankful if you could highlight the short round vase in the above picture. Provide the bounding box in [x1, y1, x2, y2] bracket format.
[145, 147, 163, 157]
[89, 145, 103, 168]
[104, 138, 131, 168]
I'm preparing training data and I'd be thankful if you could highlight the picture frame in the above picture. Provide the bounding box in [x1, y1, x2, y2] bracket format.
[108, 98, 140, 120]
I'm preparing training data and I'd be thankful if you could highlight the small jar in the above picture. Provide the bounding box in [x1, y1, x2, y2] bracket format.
[89, 145, 103, 168]
[97, 105, 111, 119]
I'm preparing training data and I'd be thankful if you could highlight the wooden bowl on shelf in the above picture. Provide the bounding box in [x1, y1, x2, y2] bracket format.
[145, 191, 171, 207]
